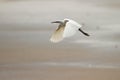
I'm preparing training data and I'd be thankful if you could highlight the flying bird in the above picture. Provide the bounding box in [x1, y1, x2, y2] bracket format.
[50, 18, 90, 43]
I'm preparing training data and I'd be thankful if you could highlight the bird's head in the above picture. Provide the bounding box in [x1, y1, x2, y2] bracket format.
[51, 21, 63, 24]
[51, 20, 69, 25]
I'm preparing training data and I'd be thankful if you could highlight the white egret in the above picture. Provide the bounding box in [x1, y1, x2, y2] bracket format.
[50, 18, 89, 43]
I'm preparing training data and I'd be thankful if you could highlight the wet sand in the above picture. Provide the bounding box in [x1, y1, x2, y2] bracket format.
[0, 0, 120, 80]
[1, 64, 120, 80]
[0, 30, 120, 80]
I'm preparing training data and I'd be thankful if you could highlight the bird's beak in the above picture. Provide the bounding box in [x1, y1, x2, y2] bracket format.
[51, 21, 63, 24]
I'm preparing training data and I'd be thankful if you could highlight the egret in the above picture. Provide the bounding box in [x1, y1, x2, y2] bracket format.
[50, 18, 90, 43]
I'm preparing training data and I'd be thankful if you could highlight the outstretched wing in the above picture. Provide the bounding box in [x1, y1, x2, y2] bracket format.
[50, 26, 65, 43]
[63, 19, 82, 38]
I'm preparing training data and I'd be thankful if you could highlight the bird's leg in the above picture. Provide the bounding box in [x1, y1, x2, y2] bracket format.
[78, 28, 90, 36]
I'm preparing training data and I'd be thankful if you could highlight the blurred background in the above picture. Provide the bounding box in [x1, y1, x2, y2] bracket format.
[0, 0, 120, 80]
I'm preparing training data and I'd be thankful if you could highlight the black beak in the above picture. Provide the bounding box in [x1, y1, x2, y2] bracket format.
[51, 21, 63, 24]
[78, 28, 90, 36]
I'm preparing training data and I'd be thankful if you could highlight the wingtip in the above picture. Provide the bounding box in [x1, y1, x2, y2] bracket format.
[50, 38, 62, 43]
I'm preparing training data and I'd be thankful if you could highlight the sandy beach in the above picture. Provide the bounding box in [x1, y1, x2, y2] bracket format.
[0, 0, 120, 80]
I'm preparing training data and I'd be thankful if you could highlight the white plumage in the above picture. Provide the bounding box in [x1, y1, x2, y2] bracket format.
[50, 18, 89, 43]
[63, 19, 82, 38]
